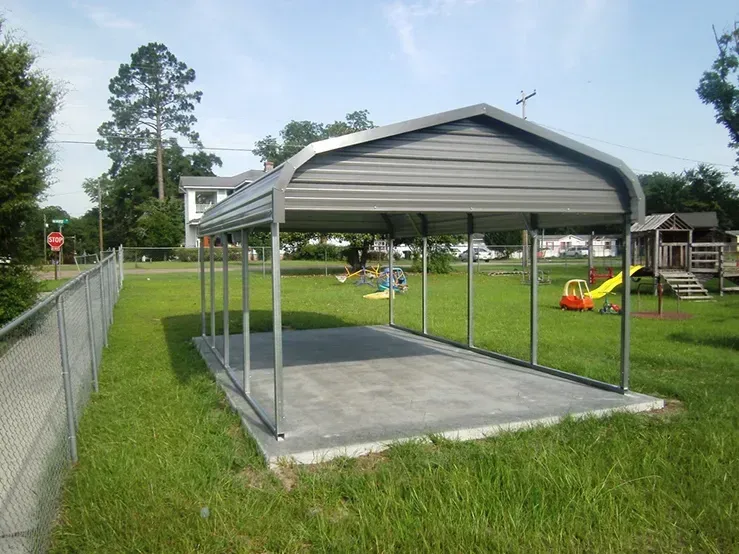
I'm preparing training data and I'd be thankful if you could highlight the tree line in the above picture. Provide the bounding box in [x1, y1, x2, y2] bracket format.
[1, 20, 739, 324]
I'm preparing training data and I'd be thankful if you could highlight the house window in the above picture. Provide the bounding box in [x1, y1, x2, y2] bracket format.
[195, 191, 217, 213]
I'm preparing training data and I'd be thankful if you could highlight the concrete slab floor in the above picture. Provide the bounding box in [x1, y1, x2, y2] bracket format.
[194, 326, 663, 466]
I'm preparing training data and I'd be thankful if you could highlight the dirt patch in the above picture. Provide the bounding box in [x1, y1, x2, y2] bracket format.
[354, 451, 388, 470]
[237, 466, 273, 491]
[633, 311, 693, 320]
[647, 398, 685, 418]
[273, 463, 299, 491]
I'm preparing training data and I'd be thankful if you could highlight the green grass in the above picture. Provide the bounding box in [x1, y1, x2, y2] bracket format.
[51, 269, 739, 553]
[38, 278, 70, 292]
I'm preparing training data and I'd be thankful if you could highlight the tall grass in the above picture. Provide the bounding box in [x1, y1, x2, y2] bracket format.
[51, 270, 739, 553]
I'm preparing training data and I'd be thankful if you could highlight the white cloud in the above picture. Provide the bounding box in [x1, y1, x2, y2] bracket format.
[383, 0, 479, 78]
[75, 3, 140, 30]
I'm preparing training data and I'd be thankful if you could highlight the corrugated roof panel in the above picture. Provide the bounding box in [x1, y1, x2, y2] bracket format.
[197, 103, 644, 237]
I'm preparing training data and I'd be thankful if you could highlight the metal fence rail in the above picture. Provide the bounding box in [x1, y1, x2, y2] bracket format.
[0, 248, 123, 553]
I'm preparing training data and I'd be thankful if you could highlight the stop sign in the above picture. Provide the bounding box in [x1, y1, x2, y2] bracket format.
[47, 231, 64, 251]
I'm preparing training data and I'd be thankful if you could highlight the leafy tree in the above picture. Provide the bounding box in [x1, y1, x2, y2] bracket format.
[97, 43, 203, 200]
[697, 23, 739, 172]
[253, 110, 377, 268]
[253, 110, 375, 166]
[133, 198, 184, 246]
[84, 141, 221, 247]
[639, 165, 739, 228]
[638, 172, 688, 214]
[0, 21, 60, 323]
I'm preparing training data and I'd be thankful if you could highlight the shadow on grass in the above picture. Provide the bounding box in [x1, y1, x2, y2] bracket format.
[669, 332, 739, 351]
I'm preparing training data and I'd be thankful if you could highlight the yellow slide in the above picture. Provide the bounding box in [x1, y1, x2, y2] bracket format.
[587, 265, 643, 299]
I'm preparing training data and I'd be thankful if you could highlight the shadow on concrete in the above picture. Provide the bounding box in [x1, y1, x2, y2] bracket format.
[162, 312, 449, 382]
[161, 310, 351, 383]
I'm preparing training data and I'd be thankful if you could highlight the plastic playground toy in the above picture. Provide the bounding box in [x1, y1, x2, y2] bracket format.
[589, 266, 614, 285]
[559, 279, 595, 311]
[599, 298, 621, 315]
[586, 265, 643, 299]
[378, 267, 408, 292]
[364, 267, 408, 299]
[335, 264, 381, 286]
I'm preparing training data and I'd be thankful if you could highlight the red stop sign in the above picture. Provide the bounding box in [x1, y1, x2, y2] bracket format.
[47, 231, 64, 251]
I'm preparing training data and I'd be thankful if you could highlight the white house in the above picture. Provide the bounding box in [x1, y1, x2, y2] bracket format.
[539, 234, 620, 258]
[179, 168, 265, 248]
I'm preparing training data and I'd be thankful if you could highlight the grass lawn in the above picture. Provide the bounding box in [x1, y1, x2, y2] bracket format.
[38, 278, 70, 292]
[51, 268, 739, 552]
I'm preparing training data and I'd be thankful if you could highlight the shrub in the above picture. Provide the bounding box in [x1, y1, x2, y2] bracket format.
[0, 264, 41, 326]
[289, 244, 343, 261]
[410, 251, 453, 274]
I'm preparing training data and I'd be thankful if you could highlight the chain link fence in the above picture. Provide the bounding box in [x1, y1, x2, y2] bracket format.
[0, 248, 123, 553]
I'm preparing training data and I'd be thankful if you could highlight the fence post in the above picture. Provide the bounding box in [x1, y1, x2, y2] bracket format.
[119, 245, 124, 287]
[56, 295, 78, 463]
[84, 274, 99, 392]
[719, 247, 724, 297]
[108, 257, 114, 324]
[99, 261, 108, 348]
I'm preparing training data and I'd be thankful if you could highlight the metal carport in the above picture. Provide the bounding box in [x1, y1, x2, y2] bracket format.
[195, 103, 645, 440]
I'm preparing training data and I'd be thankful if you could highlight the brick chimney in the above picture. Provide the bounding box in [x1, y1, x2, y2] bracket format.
[264, 160, 274, 172]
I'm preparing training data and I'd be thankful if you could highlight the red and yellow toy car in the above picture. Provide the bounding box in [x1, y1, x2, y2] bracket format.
[559, 279, 595, 311]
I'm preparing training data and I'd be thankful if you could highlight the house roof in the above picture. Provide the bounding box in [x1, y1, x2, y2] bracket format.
[631, 213, 692, 233]
[197, 103, 644, 237]
[675, 212, 719, 230]
[726, 230, 739, 238]
[178, 169, 264, 192]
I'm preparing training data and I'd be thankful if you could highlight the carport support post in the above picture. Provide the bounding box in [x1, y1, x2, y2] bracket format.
[271, 222, 284, 436]
[588, 232, 594, 278]
[388, 237, 395, 325]
[620, 215, 632, 391]
[222, 233, 230, 369]
[467, 214, 474, 347]
[199, 240, 206, 337]
[530, 216, 539, 365]
[242, 229, 251, 393]
[653, 229, 660, 296]
[209, 238, 216, 348]
[422, 236, 428, 334]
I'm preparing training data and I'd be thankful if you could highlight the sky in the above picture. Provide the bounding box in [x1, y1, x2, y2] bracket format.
[4, 0, 739, 216]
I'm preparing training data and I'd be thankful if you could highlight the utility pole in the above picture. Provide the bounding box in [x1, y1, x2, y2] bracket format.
[43, 212, 48, 263]
[98, 182, 104, 254]
[516, 89, 536, 268]
[516, 89, 537, 120]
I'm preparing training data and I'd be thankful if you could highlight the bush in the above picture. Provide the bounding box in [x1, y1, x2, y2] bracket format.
[288, 244, 343, 261]
[0, 264, 41, 326]
[410, 251, 453, 274]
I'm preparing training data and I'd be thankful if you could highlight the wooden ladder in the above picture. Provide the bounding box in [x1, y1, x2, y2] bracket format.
[661, 271, 712, 300]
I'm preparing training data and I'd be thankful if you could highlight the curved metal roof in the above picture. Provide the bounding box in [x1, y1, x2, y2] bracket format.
[198, 103, 644, 237]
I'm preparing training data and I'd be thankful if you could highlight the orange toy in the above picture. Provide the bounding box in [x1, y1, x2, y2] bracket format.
[559, 279, 595, 311]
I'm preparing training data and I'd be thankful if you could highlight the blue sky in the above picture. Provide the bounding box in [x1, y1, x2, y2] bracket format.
[5, 0, 739, 216]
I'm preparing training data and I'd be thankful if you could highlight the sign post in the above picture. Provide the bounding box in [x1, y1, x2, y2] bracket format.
[47, 232, 65, 280]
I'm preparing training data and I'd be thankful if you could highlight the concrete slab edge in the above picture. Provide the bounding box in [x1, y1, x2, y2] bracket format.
[269, 396, 664, 468]
[193, 337, 272, 466]
[193, 336, 665, 470]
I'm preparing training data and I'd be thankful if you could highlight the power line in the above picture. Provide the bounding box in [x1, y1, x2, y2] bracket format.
[537, 123, 734, 169]
[50, 139, 256, 153]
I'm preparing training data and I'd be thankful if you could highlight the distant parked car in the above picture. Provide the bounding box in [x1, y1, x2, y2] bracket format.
[459, 247, 494, 262]
[561, 247, 588, 258]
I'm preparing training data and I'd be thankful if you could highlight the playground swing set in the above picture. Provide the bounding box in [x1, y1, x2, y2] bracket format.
[335, 262, 409, 300]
